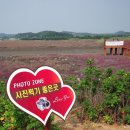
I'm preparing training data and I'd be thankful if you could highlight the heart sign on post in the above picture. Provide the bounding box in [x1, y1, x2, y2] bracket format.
[7, 66, 76, 125]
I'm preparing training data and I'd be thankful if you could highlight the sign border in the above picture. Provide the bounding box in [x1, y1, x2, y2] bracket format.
[7, 66, 76, 125]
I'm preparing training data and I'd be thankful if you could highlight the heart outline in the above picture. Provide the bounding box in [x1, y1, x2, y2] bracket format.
[7, 66, 76, 125]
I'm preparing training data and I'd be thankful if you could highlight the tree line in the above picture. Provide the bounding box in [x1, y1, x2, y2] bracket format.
[1, 31, 130, 40]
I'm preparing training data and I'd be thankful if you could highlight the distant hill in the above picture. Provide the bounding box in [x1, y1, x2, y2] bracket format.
[62, 31, 93, 37]
[114, 31, 130, 36]
[0, 33, 15, 39]
[0, 30, 130, 40]
[0, 33, 6, 38]
[15, 31, 73, 40]
[62, 30, 130, 38]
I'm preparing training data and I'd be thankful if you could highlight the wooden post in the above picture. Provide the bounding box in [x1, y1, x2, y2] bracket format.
[110, 48, 113, 55]
[115, 48, 117, 55]
[44, 117, 51, 130]
[104, 47, 106, 55]
[123, 48, 126, 56]
[128, 47, 130, 57]
[117, 47, 119, 55]
[121, 48, 124, 55]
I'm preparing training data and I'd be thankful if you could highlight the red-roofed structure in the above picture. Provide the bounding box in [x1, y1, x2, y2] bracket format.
[104, 40, 130, 57]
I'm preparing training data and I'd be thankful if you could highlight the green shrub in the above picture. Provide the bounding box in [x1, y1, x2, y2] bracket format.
[66, 59, 130, 124]
[103, 115, 113, 124]
[87, 106, 98, 121]
[124, 115, 130, 124]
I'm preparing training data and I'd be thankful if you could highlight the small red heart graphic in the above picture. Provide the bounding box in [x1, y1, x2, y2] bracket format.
[7, 66, 76, 125]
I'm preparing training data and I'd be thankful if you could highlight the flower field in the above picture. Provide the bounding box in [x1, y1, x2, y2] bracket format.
[0, 39, 130, 130]
[0, 54, 130, 82]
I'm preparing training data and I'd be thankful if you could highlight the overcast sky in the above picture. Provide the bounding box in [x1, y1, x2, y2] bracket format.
[0, 0, 130, 34]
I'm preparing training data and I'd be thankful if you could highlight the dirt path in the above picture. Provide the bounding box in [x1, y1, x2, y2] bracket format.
[0, 39, 103, 57]
[0, 48, 103, 57]
[54, 115, 130, 130]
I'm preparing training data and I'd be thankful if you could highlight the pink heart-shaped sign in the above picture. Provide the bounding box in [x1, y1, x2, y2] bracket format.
[7, 66, 76, 125]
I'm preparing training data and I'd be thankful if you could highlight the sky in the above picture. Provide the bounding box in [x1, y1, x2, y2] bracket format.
[0, 0, 130, 34]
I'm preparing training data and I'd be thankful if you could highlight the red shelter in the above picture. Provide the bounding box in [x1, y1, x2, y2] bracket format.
[104, 40, 130, 57]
